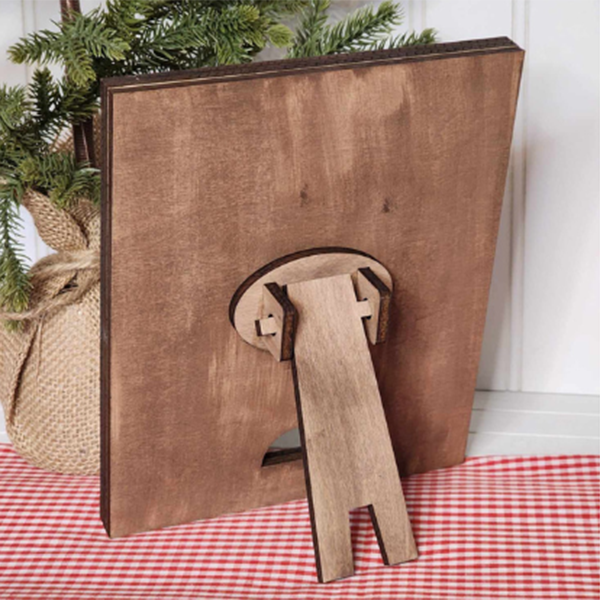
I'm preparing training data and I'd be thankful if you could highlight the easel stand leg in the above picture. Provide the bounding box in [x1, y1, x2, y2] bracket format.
[287, 273, 417, 583]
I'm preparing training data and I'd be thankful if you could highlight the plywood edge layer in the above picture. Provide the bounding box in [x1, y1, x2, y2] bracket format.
[100, 37, 522, 95]
[99, 79, 113, 537]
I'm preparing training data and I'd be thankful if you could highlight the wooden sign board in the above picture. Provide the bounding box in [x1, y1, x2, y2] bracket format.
[101, 38, 524, 538]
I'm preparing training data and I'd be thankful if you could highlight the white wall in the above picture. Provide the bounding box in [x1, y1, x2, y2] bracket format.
[1, 1, 599, 402]
[400, 0, 599, 397]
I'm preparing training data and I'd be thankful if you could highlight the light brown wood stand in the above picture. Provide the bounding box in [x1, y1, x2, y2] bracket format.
[233, 250, 417, 583]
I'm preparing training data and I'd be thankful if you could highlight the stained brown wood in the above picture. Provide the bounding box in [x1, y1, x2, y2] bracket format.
[356, 267, 391, 345]
[288, 273, 417, 582]
[256, 283, 296, 361]
[101, 39, 524, 537]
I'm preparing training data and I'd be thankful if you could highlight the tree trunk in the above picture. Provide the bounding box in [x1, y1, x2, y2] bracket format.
[59, 0, 96, 168]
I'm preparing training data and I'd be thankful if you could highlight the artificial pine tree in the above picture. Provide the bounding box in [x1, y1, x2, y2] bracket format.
[0, 0, 435, 315]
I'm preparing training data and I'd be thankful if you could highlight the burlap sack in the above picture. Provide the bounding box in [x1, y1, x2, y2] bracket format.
[0, 191, 100, 475]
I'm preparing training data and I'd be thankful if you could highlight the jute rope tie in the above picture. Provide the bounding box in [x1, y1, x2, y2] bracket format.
[1, 248, 99, 424]
[0, 249, 99, 323]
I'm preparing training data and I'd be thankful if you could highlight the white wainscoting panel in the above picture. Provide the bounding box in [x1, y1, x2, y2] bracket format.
[521, 0, 600, 395]
[421, 0, 516, 392]
[0, 0, 29, 87]
[468, 391, 600, 455]
[423, 0, 513, 39]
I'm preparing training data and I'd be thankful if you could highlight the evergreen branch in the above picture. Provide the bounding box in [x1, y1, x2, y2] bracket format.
[287, 0, 329, 59]
[59, 81, 99, 124]
[29, 69, 97, 141]
[122, 11, 213, 72]
[8, 29, 64, 65]
[267, 24, 294, 48]
[210, 5, 268, 64]
[0, 85, 31, 133]
[18, 152, 100, 209]
[0, 85, 40, 163]
[74, 9, 129, 61]
[370, 28, 438, 50]
[0, 84, 98, 314]
[254, 0, 309, 19]
[289, 0, 436, 58]
[10, 0, 303, 81]
[318, 0, 402, 55]
[9, 12, 129, 87]
[118, 2, 290, 70]
[30, 68, 62, 141]
[0, 181, 30, 317]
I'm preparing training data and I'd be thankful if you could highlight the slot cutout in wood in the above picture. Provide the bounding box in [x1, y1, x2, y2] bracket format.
[261, 428, 302, 467]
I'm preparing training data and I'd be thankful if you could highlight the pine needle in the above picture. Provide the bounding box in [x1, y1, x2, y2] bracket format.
[288, 0, 437, 58]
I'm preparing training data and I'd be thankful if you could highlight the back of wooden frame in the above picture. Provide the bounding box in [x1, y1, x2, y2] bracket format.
[101, 38, 524, 537]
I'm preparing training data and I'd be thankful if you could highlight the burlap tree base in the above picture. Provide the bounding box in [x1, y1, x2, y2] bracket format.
[0, 192, 100, 475]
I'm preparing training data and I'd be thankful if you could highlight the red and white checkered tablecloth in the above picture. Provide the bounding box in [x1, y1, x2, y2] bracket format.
[0, 445, 598, 600]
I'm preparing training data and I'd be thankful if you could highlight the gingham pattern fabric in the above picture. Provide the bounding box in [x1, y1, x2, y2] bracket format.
[0, 445, 598, 599]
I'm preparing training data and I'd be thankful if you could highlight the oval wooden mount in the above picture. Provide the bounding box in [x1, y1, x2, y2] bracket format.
[230, 248, 393, 359]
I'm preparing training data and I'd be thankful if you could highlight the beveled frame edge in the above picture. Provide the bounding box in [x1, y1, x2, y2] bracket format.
[99, 37, 524, 536]
[100, 37, 521, 95]
[100, 82, 113, 536]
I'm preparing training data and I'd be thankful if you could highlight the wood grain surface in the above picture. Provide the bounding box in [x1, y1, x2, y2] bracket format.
[288, 273, 417, 582]
[101, 39, 524, 537]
